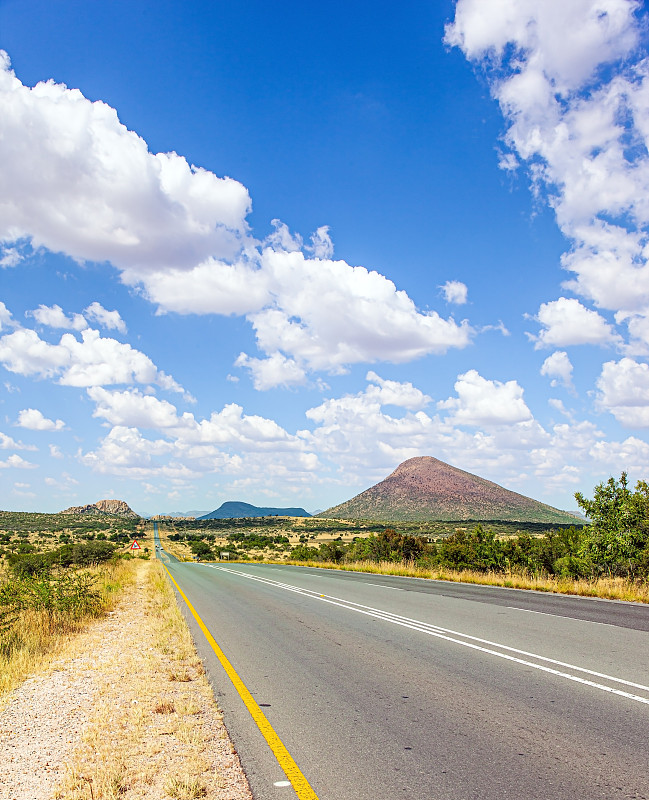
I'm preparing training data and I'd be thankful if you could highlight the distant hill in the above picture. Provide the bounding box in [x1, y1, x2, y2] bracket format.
[320, 457, 581, 524]
[199, 502, 311, 520]
[60, 499, 139, 519]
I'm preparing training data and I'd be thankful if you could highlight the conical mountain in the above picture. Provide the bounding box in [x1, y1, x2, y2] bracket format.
[320, 456, 580, 523]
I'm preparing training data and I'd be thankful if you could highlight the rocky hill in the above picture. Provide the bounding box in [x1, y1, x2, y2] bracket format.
[320, 457, 581, 524]
[199, 501, 311, 520]
[60, 499, 139, 518]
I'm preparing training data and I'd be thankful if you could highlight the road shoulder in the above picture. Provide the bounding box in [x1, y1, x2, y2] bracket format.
[0, 560, 252, 800]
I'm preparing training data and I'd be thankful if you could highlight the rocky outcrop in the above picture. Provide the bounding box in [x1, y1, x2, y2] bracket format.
[60, 499, 139, 518]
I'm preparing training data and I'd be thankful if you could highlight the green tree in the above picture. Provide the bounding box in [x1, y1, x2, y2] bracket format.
[289, 544, 320, 560]
[189, 539, 214, 560]
[346, 529, 427, 563]
[318, 541, 346, 563]
[437, 526, 505, 572]
[575, 473, 649, 576]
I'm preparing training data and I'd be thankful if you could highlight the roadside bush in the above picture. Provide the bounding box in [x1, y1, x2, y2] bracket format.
[346, 529, 426, 563]
[0, 570, 99, 615]
[500, 533, 541, 574]
[290, 545, 321, 560]
[69, 541, 116, 566]
[7, 552, 53, 578]
[318, 541, 347, 563]
[552, 555, 591, 579]
[534, 527, 587, 573]
[636, 546, 649, 579]
[437, 526, 505, 572]
[7, 540, 117, 577]
[189, 539, 215, 560]
[0, 570, 101, 656]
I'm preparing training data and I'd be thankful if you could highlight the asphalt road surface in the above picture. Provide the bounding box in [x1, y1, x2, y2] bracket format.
[154, 539, 648, 799]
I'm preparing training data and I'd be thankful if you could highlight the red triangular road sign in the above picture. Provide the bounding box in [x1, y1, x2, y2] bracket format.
[130, 540, 141, 550]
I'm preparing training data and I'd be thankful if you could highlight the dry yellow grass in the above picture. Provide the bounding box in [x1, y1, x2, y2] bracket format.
[279, 558, 649, 603]
[55, 560, 252, 800]
[0, 559, 138, 701]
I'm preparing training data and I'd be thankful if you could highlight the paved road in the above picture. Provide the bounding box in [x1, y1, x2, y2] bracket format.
[156, 551, 649, 800]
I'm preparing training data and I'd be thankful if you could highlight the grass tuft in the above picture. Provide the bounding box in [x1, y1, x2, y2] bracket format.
[169, 670, 193, 682]
[164, 775, 207, 799]
[154, 699, 176, 714]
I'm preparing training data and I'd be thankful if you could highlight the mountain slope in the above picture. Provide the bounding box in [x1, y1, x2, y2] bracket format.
[320, 457, 580, 523]
[199, 502, 311, 520]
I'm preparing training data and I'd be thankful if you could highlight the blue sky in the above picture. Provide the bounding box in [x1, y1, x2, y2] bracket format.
[1, 0, 649, 516]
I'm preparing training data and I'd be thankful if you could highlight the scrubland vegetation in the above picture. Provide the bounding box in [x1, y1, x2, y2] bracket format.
[161, 473, 649, 602]
[0, 512, 146, 696]
[157, 516, 579, 562]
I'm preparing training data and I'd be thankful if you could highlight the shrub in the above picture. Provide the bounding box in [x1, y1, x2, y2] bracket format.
[552, 555, 590, 579]
[189, 540, 215, 560]
[0, 570, 101, 656]
[290, 545, 320, 560]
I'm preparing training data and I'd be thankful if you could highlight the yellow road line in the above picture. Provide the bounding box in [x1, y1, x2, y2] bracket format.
[162, 563, 320, 800]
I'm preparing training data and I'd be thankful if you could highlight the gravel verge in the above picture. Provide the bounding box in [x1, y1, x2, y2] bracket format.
[0, 560, 253, 800]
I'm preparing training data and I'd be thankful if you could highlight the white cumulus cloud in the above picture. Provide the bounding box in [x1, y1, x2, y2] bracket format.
[83, 302, 127, 333]
[440, 280, 468, 304]
[139, 258, 270, 316]
[26, 304, 86, 331]
[0, 321, 184, 393]
[0, 54, 479, 386]
[364, 371, 431, 410]
[540, 350, 574, 389]
[0, 431, 34, 450]
[88, 387, 183, 429]
[438, 369, 533, 426]
[307, 226, 334, 259]
[17, 408, 65, 431]
[590, 435, 649, 472]
[236, 248, 473, 387]
[0, 246, 22, 267]
[0, 454, 37, 469]
[0, 51, 251, 276]
[0, 301, 15, 331]
[596, 357, 649, 426]
[81, 386, 318, 486]
[234, 352, 307, 391]
[531, 298, 622, 349]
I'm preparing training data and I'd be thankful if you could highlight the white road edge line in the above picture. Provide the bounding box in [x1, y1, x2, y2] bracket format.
[210, 566, 649, 705]
[505, 606, 614, 626]
[365, 583, 403, 590]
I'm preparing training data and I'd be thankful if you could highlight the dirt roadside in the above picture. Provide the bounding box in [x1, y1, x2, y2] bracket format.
[0, 560, 253, 800]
